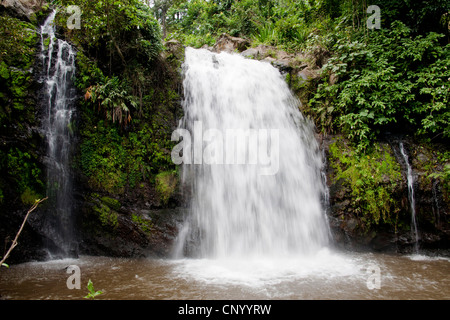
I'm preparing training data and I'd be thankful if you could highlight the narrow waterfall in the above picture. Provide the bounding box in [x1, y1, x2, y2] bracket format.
[399, 142, 419, 253]
[174, 48, 330, 259]
[40, 11, 77, 256]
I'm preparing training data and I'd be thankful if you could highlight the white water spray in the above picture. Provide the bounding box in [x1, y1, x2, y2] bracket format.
[174, 48, 330, 259]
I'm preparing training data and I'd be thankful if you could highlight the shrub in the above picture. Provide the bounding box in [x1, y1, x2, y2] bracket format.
[310, 22, 449, 151]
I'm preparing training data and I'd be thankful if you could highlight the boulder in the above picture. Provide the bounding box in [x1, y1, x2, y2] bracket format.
[297, 67, 320, 84]
[163, 39, 184, 61]
[240, 47, 260, 59]
[213, 33, 250, 53]
[0, 0, 42, 21]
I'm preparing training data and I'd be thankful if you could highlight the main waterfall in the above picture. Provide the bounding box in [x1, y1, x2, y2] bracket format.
[174, 48, 330, 260]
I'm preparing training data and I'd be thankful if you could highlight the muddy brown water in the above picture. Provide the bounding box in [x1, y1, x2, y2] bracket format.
[0, 250, 449, 300]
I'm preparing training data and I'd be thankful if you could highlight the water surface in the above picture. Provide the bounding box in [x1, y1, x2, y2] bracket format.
[1, 250, 448, 300]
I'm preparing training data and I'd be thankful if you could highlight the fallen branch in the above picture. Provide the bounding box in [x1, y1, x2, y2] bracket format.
[0, 197, 48, 267]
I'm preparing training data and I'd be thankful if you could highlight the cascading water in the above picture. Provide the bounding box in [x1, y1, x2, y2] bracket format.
[174, 48, 330, 260]
[399, 142, 419, 253]
[40, 10, 77, 256]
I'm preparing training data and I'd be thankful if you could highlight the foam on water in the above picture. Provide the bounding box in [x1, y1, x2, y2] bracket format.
[171, 248, 366, 288]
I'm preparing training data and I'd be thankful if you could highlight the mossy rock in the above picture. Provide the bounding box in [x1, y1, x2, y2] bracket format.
[155, 171, 178, 205]
[100, 196, 121, 211]
[328, 137, 403, 230]
[20, 187, 42, 206]
[93, 203, 119, 229]
[131, 213, 153, 235]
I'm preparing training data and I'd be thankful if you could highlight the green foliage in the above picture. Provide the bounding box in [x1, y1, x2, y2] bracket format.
[0, 15, 38, 127]
[0, 15, 37, 69]
[252, 22, 278, 46]
[79, 120, 175, 195]
[57, 0, 166, 129]
[74, 50, 105, 92]
[311, 22, 449, 151]
[20, 188, 42, 206]
[94, 203, 119, 229]
[57, 0, 163, 69]
[80, 123, 130, 194]
[87, 76, 138, 126]
[165, 0, 335, 50]
[70, 1, 182, 198]
[100, 196, 121, 211]
[426, 148, 450, 193]
[429, 164, 450, 193]
[166, 0, 264, 46]
[5, 148, 44, 203]
[329, 138, 402, 230]
[84, 279, 103, 299]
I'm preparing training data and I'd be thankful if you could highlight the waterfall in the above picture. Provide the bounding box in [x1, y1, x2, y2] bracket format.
[174, 48, 330, 259]
[40, 10, 77, 257]
[399, 142, 419, 253]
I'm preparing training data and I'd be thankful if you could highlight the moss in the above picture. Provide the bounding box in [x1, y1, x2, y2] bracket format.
[79, 118, 177, 195]
[0, 14, 38, 128]
[93, 203, 119, 229]
[413, 144, 450, 196]
[5, 148, 44, 198]
[131, 214, 153, 234]
[329, 137, 403, 231]
[155, 171, 178, 205]
[0, 15, 38, 69]
[0, 13, 45, 203]
[100, 196, 121, 211]
[0, 61, 10, 80]
[20, 187, 42, 206]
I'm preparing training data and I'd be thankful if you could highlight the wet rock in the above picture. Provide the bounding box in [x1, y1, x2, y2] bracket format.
[345, 217, 358, 232]
[272, 59, 292, 73]
[241, 45, 298, 74]
[213, 34, 250, 53]
[329, 72, 339, 85]
[297, 67, 320, 84]
[240, 47, 260, 59]
[370, 232, 396, 251]
[77, 185, 186, 258]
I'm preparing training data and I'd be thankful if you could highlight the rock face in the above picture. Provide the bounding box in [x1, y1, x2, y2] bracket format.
[163, 39, 185, 61]
[75, 181, 187, 258]
[0, 0, 43, 21]
[322, 135, 450, 254]
[241, 44, 298, 74]
[0, 9, 48, 264]
[213, 33, 250, 53]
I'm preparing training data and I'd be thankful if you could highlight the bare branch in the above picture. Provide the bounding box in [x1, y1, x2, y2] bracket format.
[0, 197, 48, 267]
